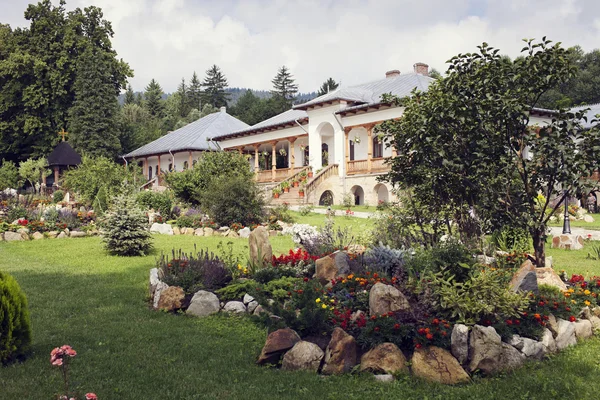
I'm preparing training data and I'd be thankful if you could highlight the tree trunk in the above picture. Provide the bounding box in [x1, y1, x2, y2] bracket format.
[532, 228, 546, 268]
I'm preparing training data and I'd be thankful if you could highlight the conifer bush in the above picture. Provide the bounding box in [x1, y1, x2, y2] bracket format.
[102, 194, 153, 256]
[0, 270, 32, 364]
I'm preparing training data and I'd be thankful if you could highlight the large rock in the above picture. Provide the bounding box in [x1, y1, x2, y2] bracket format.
[359, 342, 408, 375]
[411, 346, 470, 385]
[227, 230, 239, 238]
[152, 281, 169, 309]
[547, 314, 559, 338]
[238, 227, 251, 238]
[31, 231, 44, 240]
[70, 231, 86, 238]
[47, 231, 59, 238]
[3, 231, 24, 241]
[496, 343, 526, 372]
[243, 293, 255, 304]
[535, 267, 568, 291]
[257, 328, 301, 365]
[172, 226, 181, 235]
[150, 223, 173, 235]
[541, 328, 557, 353]
[57, 231, 68, 239]
[583, 214, 595, 223]
[509, 260, 539, 294]
[315, 254, 339, 285]
[468, 325, 502, 373]
[509, 335, 546, 360]
[186, 290, 220, 317]
[551, 234, 585, 250]
[368, 282, 410, 316]
[194, 228, 204, 236]
[574, 319, 593, 340]
[322, 328, 357, 375]
[156, 286, 185, 311]
[281, 341, 324, 372]
[203, 227, 214, 236]
[149, 268, 160, 298]
[223, 301, 246, 314]
[555, 318, 577, 350]
[587, 315, 600, 331]
[248, 226, 272, 267]
[451, 324, 469, 365]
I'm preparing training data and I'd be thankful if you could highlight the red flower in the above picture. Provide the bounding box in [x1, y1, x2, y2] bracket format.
[432, 318, 440, 325]
[415, 343, 422, 349]
[506, 319, 513, 325]
[417, 328, 426, 335]
[569, 316, 576, 322]
[374, 327, 380, 332]
[426, 333, 434, 340]
[393, 323, 400, 330]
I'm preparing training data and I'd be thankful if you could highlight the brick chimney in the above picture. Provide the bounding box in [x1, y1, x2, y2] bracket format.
[385, 69, 400, 79]
[413, 62, 429, 76]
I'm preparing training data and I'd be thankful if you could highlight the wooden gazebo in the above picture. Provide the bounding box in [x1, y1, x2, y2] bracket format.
[45, 137, 81, 188]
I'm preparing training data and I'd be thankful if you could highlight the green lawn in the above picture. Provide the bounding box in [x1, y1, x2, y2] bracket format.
[2, 234, 600, 399]
[548, 213, 600, 230]
[313, 205, 377, 213]
[289, 211, 377, 233]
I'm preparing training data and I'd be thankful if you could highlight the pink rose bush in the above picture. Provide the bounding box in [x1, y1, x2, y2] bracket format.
[50, 345, 97, 400]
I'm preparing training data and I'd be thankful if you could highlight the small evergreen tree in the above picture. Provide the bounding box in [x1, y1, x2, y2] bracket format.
[144, 79, 165, 118]
[200, 65, 230, 108]
[124, 85, 136, 105]
[102, 193, 153, 256]
[0, 160, 21, 190]
[175, 78, 190, 118]
[187, 71, 202, 111]
[317, 77, 339, 96]
[271, 66, 298, 103]
[0, 270, 32, 365]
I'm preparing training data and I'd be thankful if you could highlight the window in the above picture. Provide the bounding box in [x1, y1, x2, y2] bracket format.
[183, 161, 189, 170]
[148, 167, 153, 180]
[373, 137, 383, 158]
[155, 165, 159, 176]
[349, 140, 355, 161]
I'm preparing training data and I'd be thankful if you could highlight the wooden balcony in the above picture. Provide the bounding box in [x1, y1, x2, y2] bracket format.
[255, 167, 305, 183]
[346, 157, 391, 175]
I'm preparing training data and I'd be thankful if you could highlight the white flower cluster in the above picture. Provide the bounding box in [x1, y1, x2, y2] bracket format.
[282, 223, 319, 245]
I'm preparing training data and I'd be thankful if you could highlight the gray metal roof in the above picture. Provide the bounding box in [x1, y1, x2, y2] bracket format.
[294, 73, 435, 110]
[124, 110, 249, 158]
[571, 103, 600, 129]
[211, 109, 308, 140]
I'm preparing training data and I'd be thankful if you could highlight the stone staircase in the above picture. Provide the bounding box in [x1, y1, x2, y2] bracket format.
[270, 186, 306, 206]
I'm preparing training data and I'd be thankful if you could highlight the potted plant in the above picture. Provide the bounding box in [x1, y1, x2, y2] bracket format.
[279, 148, 287, 157]
[272, 187, 282, 199]
[307, 169, 314, 178]
[292, 179, 299, 188]
[281, 181, 290, 193]
[298, 184, 305, 198]
[299, 170, 308, 182]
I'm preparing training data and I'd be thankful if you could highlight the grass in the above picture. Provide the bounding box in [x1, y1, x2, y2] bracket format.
[289, 211, 377, 233]
[313, 205, 376, 213]
[548, 213, 600, 230]
[2, 234, 600, 399]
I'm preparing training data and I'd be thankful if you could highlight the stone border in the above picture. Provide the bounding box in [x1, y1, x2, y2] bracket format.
[1, 228, 99, 241]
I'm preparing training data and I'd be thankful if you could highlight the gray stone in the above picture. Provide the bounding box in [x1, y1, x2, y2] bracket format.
[322, 327, 357, 375]
[510, 335, 546, 360]
[574, 319, 593, 340]
[588, 316, 600, 331]
[281, 341, 324, 372]
[150, 223, 173, 235]
[172, 226, 181, 235]
[203, 227, 214, 236]
[56, 232, 68, 239]
[584, 214, 595, 223]
[545, 256, 553, 268]
[149, 268, 160, 298]
[223, 301, 246, 314]
[411, 346, 470, 384]
[555, 318, 577, 350]
[451, 324, 469, 365]
[509, 260, 538, 294]
[368, 282, 410, 316]
[70, 231, 86, 238]
[334, 251, 351, 275]
[541, 328, 557, 353]
[373, 374, 395, 383]
[496, 342, 526, 372]
[152, 281, 169, 309]
[32, 231, 44, 240]
[226, 230, 239, 238]
[186, 290, 220, 317]
[3, 231, 24, 241]
[253, 304, 266, 315]
[243, 293, 255, 305]
[218, 226, 230, 232]
[468, 325, 502, 373]
[194, 228, 204, 236]
[47, 231, 59, 238]
[238, 227, 251, 238]
[547, 314, 559, 338]
[249, 226, 272, 267]
[593, 307, 600, 318]
[247, 300, 259, 314]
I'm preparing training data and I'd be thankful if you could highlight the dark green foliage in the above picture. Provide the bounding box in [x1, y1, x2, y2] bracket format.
[491, 226, 531, 253]
[405, 241, 475, 282]
[253, 266, 299, 284]
[187, 72, 202, 112]
[317, 77, 339, 96]
[200, 65, 230, 108]
[268, 204, 295, 224]
[135, 190, 173, 219]
[52, 190, 64, 203]
[158, 248, 231, 294]
[144, 79, 165, 118]
[102, 194, 153, 256]
[215, 280, 258, 301]
[124, 85, 136, 105]
[270, 66, 298, 113]
[363, 245, 407, 278]
[0, 270, 32, 364]
[0, 160, 20, 190]
[201, 174, 265, 227]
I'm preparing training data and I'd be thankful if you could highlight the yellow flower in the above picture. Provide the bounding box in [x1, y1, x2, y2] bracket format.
[315, 298, 321, 303]
[347, 274, 354, 280]
[568, 288, 575, 293]
[321, 304, 327, 309]
[564, 292, 571, 297]
[329, 306, 335, 310]
[585, 300, 591, 306]
[237, 264, 242, 270]
[330, 299, 335, 303]
[571, 300, 576, 304]
[584, 290, 591, 296]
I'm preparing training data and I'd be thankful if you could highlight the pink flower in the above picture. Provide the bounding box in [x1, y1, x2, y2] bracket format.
[85, 393, 98, 400]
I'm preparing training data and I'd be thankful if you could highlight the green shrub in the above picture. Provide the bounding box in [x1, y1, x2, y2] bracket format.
[102, 194, 153, 256]
[201, 174, 264, 227]
[0, 270, 32, 364]
[298, 205, 314, 216]
[268, 204, 295, 224]
[136, 190, 173, 219]
[52, 190, 65, 203]
[491, 226, 531, 253]
[159, 248, 231, 294]
[215, 280, 258, 301]
[405, 241, 475, 282]
[0, 160, 21, 191]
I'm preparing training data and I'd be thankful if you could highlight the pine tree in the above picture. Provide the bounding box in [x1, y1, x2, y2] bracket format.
[135, 92, 143, 106]
[317, 78, 339, 96]
[230, 90, 264, 125]
[188, 71, 202, 111]
[175, 78, 190, 118]
[144, 79, 165, 118]
[124, 85, 136, 104]
[271, 66, 298, 113]
[200, 65, 230, 108]
[68, 47, 121, 159]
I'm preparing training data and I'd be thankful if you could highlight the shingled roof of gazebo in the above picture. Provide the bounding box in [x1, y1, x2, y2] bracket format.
[47, 141, 82, 167]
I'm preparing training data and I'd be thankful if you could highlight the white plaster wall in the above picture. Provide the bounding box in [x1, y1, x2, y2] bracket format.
[144, 151, 204, 178]
[219, 126, 307, 149]
[349, 127, 368, 160]
[306, 173, 396, 206]
[340, 107, 405, 128]
[306, 105, 346, 176]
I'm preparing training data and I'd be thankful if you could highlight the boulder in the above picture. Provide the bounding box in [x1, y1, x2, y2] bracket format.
[238, 227, 251, 238]
[156, 286, 185, 311]
[247, 300, 259, 314]
[257, 328, 301, 365]
[281, 341, 324, 372]
[359, 342, 408, 375]
[509, 335, 546, 360]
[152, 281, 169, 309]
[243, 293, 255, 304]
[547, 314, 559, 338]
[186, 290, 220, 317]
[220, 229, 231, 237]
[368, 282, 410, 316]
[3, 231, 24, 241]
[574, 319, 593, 340]
[194, 228, 204, 236]
[47, 231, 59, 238]
[588, 316, 600, 331]
[410, 346, 470, 385]
[56, 231, 68, 239]
[322, 328, 357, 375]
[584, 214, 595, 223]
[249, 226, 272, 267]
[70, 231, 86, 238]
[172, 226, 181, 235]
[541, 328, 557, 353]
[223, 301, 246, 314]
[509, 260, 539, 294]
[31, 231, 44, 240]
[451, 324, 469, 365]
[535, 267, 568, 291]
[204, 227, 214, 236]
[315, 254, 339, 284]
[150, 223, 173, 235]
[149, 268, 160, 298]
[545, 256, 553, 268]
[551, 234, 585, 250]
[227, 230, 239, 239]
[496, 343, 525, 372]
[555, 318, 577, 350]
[373, 374, 395, 383]
[468, 325, 502, 373]
[253, 304, 265, 316]
[592, 306, 600, 318]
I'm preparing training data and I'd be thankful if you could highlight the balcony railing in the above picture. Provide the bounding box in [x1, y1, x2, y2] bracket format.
[347, 157, 391, 175]
[255, 167, 306, 183]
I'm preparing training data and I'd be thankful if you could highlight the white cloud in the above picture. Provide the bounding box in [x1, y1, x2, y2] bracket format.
[1, 0, 599, 93]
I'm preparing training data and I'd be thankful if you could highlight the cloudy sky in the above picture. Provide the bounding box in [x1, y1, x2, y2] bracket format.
[2, 0, 600, 93]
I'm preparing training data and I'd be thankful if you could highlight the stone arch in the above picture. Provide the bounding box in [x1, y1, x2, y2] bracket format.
[374, 183, 389, 204]
[319, 190, 334, 206]
[316, 122, 335, 167]
[350, 185, 365, 206]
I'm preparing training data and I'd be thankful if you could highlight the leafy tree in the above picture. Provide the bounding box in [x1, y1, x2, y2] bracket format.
[187, 71, 202, 111]
[317, 77, 339, 96]
[381, 38, 600, 267]
[428, 68, 442, 80]
[124, 85, 136, 105]
[230, 89, 265, 125]
[271, 65, 298, 108]
[144, 79, 165, 118]
[18, 158, 49, 192]
[0, 160, 21, 190]
[200, 65, 230, 108]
